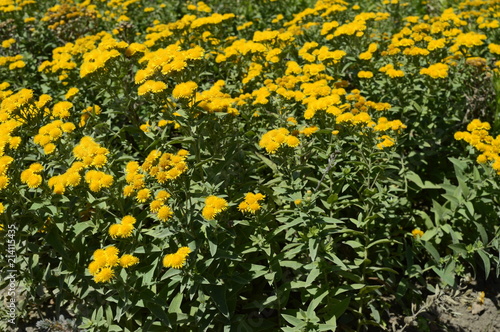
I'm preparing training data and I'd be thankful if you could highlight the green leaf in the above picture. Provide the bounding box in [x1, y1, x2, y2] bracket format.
[424, 242, 440, 263]
[305, 266, 321, 287]
[331, 297, 350, 319]
[145, 301, 170, 326]
[420, 228, 438, 241]
[281, 314, 305, 327]
[307, 289, 329, 317]
[448, 244, 467, 256]
[73, 221, 92, 237]
[474, 222, 488, 244]
[477, 249, 491, 280]
[45, 228, 69, 260]
[406, 171, 440, 190]
[255, 152, 278, 173]
[309, 238, 319, 262]
[205, 284, 229, 319]
[168, 292, 183, 314]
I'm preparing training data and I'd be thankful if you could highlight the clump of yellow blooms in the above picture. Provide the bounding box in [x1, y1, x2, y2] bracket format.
[34, 120, 75, 154]
[88, 246, 139, 283]
[88, 246, 120, 283]
[79, 105, 101, 127]
[172, 81, 198, 99]
[420, 63, 449, 78]
[20, 163, 44, 188]
[163, 246, 192, 269]
[109, 215, 137, 239]
[238, 192, 266, 214]
[149, 190, 173, 222]
[141, 149, 189, 184]
[85, 170, 114, 192]
[259, 128, 300, 154]
[0, 156, 14, 190]
[137, 80, 167, 96]
[455, 119, 500, 174]
[73, 136, 109, 168]
[202, 195, 228, 220]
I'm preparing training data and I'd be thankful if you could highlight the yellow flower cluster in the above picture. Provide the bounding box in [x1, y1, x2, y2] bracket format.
[196, 80, 238, 114]
[163, 246, 191, 269]
[377, 135, 396, 149]
[47, 137, 112, 194]
[1, 38, 15, 48]
[358, 71, 374, 79]
[79, 105, 101, 127]
[259, 128, 300, 154]
[238, 193, 265, 214]
[455, 119, 500, 173]
[172, 81, 198, 99]
[47, 162, 84, 194]
[0, 55, 25, 70]
[141, 149, 189, 183]
[191, 13, 235, 29]
[379, 64, 405, 78]
[202, 195, 228, 220]
[88, 246, 139, 283]
[420, 63, 449, 79]
[187, 1, 212, 13]
[0, 156, 14, 190]
[34, 120, 76, 154]
[109, 216, 137, 239]
[52, 101, 73, 119]
[149, 190, 173, 222]
[372, 117, 407, 132]
[85, 170, 114, 192]
[134, 44, 205, 84]
[65, 87, 79, 100]
[137, 80, 167, 96]
[20, 163, 44, 188]
[73, 136, 109, 168]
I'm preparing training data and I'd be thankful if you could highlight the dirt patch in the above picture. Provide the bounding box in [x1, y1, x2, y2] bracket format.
[391, 275, 500, 332]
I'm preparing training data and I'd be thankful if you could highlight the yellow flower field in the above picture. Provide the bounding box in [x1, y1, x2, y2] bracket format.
[1, 0, 500, 330]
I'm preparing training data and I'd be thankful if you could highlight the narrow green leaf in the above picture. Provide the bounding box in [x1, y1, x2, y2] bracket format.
[478, 249, 491, 280]
[424, 242, 440, 263]
[474, 222, 488, 244]
[282, 314, 304, 327]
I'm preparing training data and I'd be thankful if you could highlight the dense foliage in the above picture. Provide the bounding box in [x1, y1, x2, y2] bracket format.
[1, 0, 500, 330]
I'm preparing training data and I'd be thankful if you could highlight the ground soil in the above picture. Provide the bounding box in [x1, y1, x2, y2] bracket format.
[390, 275, 500, 332]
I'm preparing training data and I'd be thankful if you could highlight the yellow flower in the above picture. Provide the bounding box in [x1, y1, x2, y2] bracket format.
[119, 254, 139, 268]
[202, 195, 228, 220]
[172, 81, 198, 99]
[238, 192, 265, 214]
[358, 71, 373, 79]
[93, 267, 114, 283]
[136, 188, 151, 203]
[122, 215, 136, 225]
[412, 229, 424, 238]
[420, 63, 449, 79]
[137, 80, 167, 96]
[65, 87, 79, 100]
[163, 246, 192, 269]
[377, 135, 395, 149]
[52, 101, 73, 118]
[156, 205, 173, 221]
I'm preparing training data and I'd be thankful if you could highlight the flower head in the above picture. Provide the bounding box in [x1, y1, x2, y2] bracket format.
[163, 246, 192, 269]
